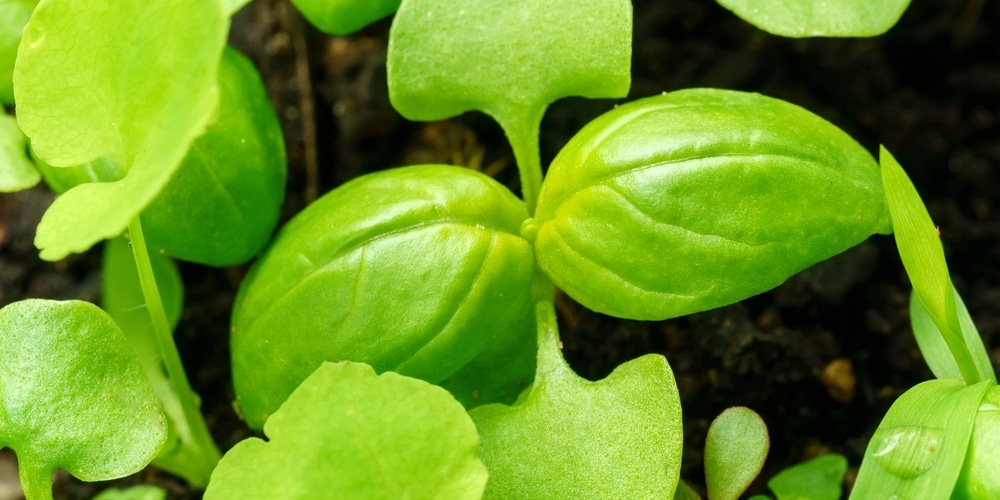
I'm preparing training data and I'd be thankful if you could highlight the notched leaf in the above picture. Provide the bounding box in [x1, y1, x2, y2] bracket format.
[0, 299, 166, 499]
[231, 165, 536, 429]
[533, 89, 891, 320]
[205, 361, 486, 499]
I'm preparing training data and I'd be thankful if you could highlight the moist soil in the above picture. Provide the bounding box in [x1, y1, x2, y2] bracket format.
[1, 0, 999, 498]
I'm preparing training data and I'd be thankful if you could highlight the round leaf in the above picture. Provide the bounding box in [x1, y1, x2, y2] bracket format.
[141, 47, 287, 267]
[205, 361, 486, 499]
[533, 89, 891, 320]
[704, 407, 769, 500]
[292, 0, 401, 35]
[0, 300, 166, 498]
[15, 0, 227, 261]
[231, 165, 535, 429]
[716, 0, 911, 37]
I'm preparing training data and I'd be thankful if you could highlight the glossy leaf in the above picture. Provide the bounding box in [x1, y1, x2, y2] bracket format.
[0, 299, 166, 499]
[953, 384, 1000, 499]
[0, 0, 35, 105]
[205, 361, 487, 499]
[851, 379, 991, 499]
[910, 289, 995, 382]
[292, 0, 400, 35]
[716, 0, 911, 37]
[767, 454, 846, 500]
[231, 165, 535, 429]
[704, 407, 769, 500]
[469, 300, 683, 498]
[533, 89, 891, 320]
[15, 0, 227, 261]
[0, 111, 37, 192]
[141, 47, 286, 266]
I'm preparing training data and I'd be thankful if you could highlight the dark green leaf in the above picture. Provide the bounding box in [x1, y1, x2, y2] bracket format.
[716, 0, 911, 37]
[704, 407, 769, 500]
[231, 165, 535, 429]
[0, 300, 166, 499]
[292, 0, 400, 35]
[205, 362, 486, 499]
[533, 89, 890, 320]
[768, 454, 846, 500]
[674, 480, 702, 500]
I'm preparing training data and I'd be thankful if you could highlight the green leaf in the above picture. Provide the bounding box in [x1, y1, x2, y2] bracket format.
[231, 165, 536, 429]
[141, 47, 286, 267]
[910, 289, 995, 382]
[0, 0, 35, 105]
[292, 0, 400, 35]
[851, 379, 991, 499]
[704, 407, 769, 500]
[881, 146, 982, 384]
[533, 89, 891, 320]
[469, 300, 683, 498]
[34, 154, 120, 194]
[0, 111, 37, 192]
[716, 0, 911, 37]
[0, 299, 166, 500]
[93, 485, 167, 500]
[221, 0, 249, 15]
[954, 384, 1000, 499]
[674, 480, 703, 500]
[387, 0, 631, 211]
[15, 0, 227, 261]
[768, 454, 847, 500]
[205, 361, 486, 499]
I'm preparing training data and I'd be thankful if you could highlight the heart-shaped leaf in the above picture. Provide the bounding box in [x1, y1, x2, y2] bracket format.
[704, 407, 769, 500]
[14, 0, 227, 261]
[469, 300, 683, 497]
[205, 361, 487, 499]
[716, 0, 911, 37]
[0, 112, 37, 192]
[231, 165, 536, 429]
[0, 299, 166, 499]
[292, 0, 400, 35]
[533, 89, 891, 320]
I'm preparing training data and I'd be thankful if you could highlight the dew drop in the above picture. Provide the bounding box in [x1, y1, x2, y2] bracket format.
[871, 426, 944, 479]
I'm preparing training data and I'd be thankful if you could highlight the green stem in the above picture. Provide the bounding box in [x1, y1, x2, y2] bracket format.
[941, 281, 982, 385]
[530, 274, 567, 380]
[128, 216, 220, 486]
[500, 109, 545, 216]
[19, 465, 52, 500]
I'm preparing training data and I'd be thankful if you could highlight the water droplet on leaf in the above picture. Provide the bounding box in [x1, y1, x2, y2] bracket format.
[871, 426, 943, 478]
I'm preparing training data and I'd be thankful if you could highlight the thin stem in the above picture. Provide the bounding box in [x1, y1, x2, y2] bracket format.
[128, 216, 220, 485]
[530, 274, 566, 379]
[500, 108, 545, 215]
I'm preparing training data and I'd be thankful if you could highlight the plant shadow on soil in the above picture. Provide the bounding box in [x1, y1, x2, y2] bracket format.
[1, 0, 999, 498]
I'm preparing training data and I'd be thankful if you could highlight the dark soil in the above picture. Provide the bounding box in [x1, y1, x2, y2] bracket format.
[1, 0, 999, 498]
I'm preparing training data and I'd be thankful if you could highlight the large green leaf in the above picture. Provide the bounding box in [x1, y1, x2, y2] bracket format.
[14, 0, 227, 261]
[704, 407, 769, 500]
[469, 300, 683, 498]
[231, 165, 536, 429]
[141, 47, 286, 266]
[533, 89, 891, 320]
[716, 0, 911, 37]
[0, 299, 166, 500]
[292, 0, 400, 35]
[910, 289, 995, 382]
[954, 384, 1000, 499]
[205, 362, 486, 499]
[0, 0, 35, 105]
[851, 379, 991, 499]
[0, 111, 37, 192]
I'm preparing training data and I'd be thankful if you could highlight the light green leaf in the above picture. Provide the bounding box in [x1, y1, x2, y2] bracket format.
[205, 361, 486, 499]
[910, 289, 995, 382]
[851, 379, 991, 499]
[93, 485, 167, 500]
[0, 299, 166, 500]
[954, 384, 1000, 499]
[292, 0, 400, 35]
[881, 146, 982, 384]
[232, 165, 535, 429]
[0, 111, 37, 192]
[0, 0, 35, 105]
[768, 454, 846, 500]
[704, 407, 769, 500]
[221, 0, 249, 16]
[141, 47, 286, 266]
[15, 0, 227, 261]
[469, 300, 683, 498]
[716, 0, 911, 37]
[533, 89, 891, 320]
